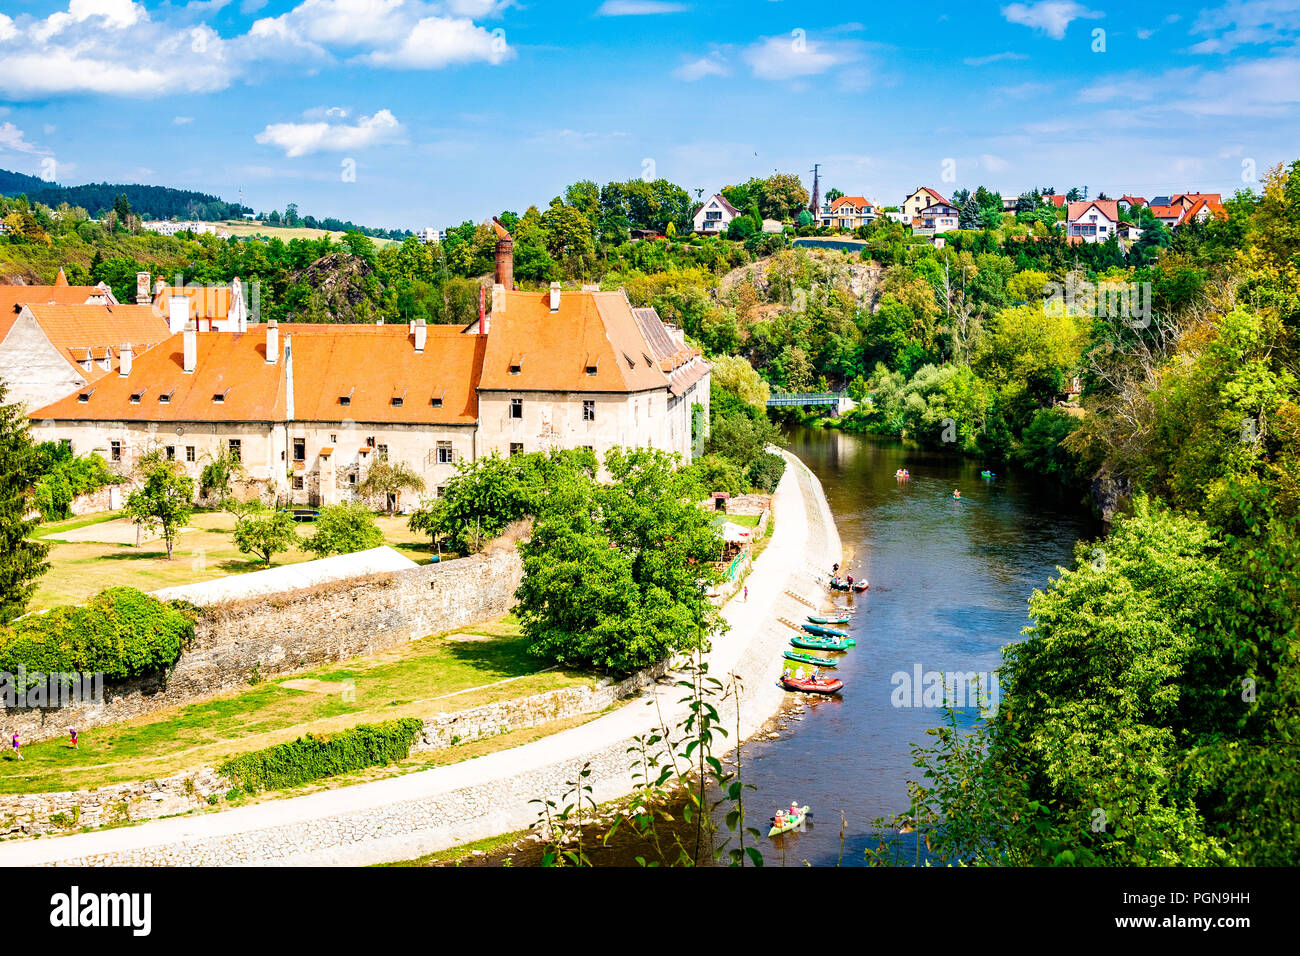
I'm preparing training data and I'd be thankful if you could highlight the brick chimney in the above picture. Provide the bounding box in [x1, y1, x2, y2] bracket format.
[135, 272, 151, 304]
[119, 343, 133, 377]
[492, 217, 514, 291]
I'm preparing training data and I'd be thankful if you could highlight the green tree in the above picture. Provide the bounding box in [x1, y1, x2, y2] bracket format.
[303, 502, 385, 557]
[232, 508, 299, 567]
[357, 460, 425, 515]
[124, 459, 195, 559]
[0, 382, 51, 622]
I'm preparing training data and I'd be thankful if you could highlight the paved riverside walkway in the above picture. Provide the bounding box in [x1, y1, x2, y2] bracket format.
[0, 451, 841, 866]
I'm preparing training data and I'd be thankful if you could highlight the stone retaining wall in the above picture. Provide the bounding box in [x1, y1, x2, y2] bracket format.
[2, 548, 523, 744]
[0, 660, 668, 839]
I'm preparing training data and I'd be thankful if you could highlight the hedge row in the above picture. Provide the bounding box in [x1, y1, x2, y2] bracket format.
[217, 718, 425, 793]
[0, 587, 194, 684]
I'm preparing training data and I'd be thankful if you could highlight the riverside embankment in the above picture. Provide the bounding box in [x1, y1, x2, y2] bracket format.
[0, 449, 841, 866]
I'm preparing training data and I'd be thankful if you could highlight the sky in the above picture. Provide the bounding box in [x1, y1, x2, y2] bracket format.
[0, 0, 1297, 229]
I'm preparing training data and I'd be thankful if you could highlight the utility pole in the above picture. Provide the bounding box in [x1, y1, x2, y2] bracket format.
[809, 163, 821, 216]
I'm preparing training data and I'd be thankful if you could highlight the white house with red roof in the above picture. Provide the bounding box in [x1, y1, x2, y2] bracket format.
[692, 194, 741, 234]
[1066, 199, 1120, 243]
[902, 187, 949, 224]
[818, 195, 878, 231]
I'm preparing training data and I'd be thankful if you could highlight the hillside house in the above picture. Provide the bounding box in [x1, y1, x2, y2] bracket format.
[692, 194, 740, 234]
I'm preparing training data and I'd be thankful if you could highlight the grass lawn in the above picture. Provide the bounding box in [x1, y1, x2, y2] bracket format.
[725, 513, 762, 527]
[29, 509, 442, 611]
[0, 616, 591, 794]
[217, 220, 398, 248]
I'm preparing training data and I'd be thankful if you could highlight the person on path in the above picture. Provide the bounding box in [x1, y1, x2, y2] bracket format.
[11, 731, 21, 761]
[743, 585, 749, 602]
[68, 728, 78, 750]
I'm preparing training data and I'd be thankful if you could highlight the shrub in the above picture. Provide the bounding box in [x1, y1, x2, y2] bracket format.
[303, 502, 385, 557]
[0, 587, 194, 685]
[746, 451, 786, 493]
[217, 718, 424, 793]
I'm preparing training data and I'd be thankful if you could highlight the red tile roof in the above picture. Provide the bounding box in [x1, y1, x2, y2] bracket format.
[31, 324, 487, 426]
[830, 195, 874, 212]
[1149, 204, 1185, 222]
[481, 290, 671, 393]
[1067, 200, 1120, 223]
[1119, 195, 1147, 206]
[16, 303, 170, 381]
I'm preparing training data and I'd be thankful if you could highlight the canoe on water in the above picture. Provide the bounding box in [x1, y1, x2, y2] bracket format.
[803, 623, 849, 638]
[781, 675, 844, 695]
[769, 805, 811, 837]
[784, 650, 839, 668]
[852, 582, 869, 593]
[791, 635, 855, 651]
[807, 615, 850, 625]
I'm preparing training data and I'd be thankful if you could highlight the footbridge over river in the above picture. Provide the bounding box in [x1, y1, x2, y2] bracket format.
[766, 391, 857, 414]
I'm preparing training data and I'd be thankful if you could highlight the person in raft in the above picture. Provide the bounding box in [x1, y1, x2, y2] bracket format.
[953, 489, 962, 499]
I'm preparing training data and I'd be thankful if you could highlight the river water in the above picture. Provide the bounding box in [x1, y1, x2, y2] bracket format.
[451, 427, 1100, 867]
[735, 426, 1101, 865]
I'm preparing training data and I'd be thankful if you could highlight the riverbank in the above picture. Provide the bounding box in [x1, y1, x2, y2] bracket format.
[0, 449, 842, 866]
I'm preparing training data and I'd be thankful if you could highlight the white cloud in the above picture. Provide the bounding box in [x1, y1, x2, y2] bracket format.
[0, 14, 16, 42]
[981, 153, 1009, 172]
[1189, 0, 1300, 54]
[963, 51, 1029, 66]
[1079, 56, 1300, 117]
[357, 16, 511, 67]
[1001, 2, 1103, 40]
[743, 33, 862, 81]
[0, 121, 44, 154]
[596, 1, 688, 15]
[255, 108, 405, 156]
[674, 53, 728, 80]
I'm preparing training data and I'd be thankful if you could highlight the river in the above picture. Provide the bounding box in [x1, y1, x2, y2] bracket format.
[449, 427, 1100, 867]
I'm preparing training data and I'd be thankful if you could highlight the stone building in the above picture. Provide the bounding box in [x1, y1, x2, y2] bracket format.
[26, 233, 710, 507]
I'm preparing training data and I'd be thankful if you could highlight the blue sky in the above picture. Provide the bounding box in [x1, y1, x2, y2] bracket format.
[0, 0, 1297, 229]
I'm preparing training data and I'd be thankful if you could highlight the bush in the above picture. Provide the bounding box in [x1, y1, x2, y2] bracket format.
[746, 451, 786, 492]
[303, 502, 385, 557]
[217, 718, 424, 793]
[0, 587, 194, 685]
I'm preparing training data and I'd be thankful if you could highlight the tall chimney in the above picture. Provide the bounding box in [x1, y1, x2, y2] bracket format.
[266, 319, 278, 364]
[492, 217, 514, 291]
[491, 282, 505, 315]
[414, 317, 427, 353]
[168, 293, 190, 333]
[549, 281, 561, 313]
[119, 343, 133, 377]
[183, 320, 197, 373]
[135, 272, 151, 304]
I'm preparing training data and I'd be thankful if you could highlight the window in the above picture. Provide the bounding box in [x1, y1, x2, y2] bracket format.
[213, 390, 228, 404]
[77, 393, 90, 404]
[509, 363, 521, 375]
[228, 439, 241, 462]
[110, 440, 122, 462]
[436, 485, 448, 498]
[583, 400, 595, 422]
[376, 444, 388, 461]
[339, 395, 351, 406]
[186, 446, 196, 462]
[585, 364, 598, 376]
[510, 398, 523, 420]
[366, 436, 376, 448]
[292, 476, 304, 490]
[430, 397, 443, 408]
[58, 438, 71, 453]
[293, 438, 305, 462]
[391, 397, 403, 407]
[158, 391, 171, 404]
[436, 441, 453, 465]
[129, 390, 145, 405]
[165, 445, 175, 460]
[509, 442, 523, 456]
[348, 473, 357, 485]
[329, 434, 337, 443]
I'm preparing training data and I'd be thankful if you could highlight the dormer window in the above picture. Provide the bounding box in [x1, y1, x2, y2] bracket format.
[77, 391, 92, 403]
[509, 363, 521, 375]
[430, 390, 445, 408]
[624, 352, 635, 369]
[391, 396, 403, 407]
[339, 387, 353, 407]
[158, 389, 174, 404]
[212, 390, 228, 404]
[129, 387, 147, 405]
